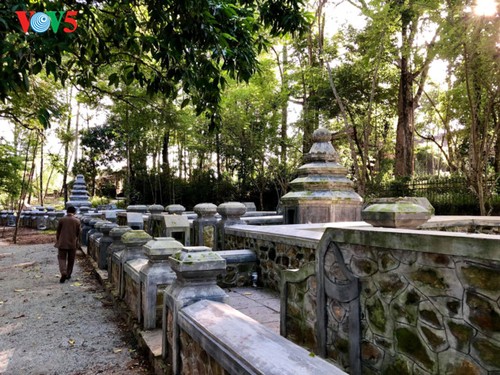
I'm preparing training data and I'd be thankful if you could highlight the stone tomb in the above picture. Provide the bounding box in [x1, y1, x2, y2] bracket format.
[280, 128, 363, 224]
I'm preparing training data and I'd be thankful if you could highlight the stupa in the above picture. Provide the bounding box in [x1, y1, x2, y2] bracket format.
[280, 128, 363, 224]
[66, 174, 92, 209]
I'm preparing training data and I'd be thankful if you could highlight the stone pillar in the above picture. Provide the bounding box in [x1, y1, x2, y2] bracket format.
[192, 203, 218, 248]
[119, 230, 152, 298]
[140, 237, 183, 330]
[96, 222, 118, 269]
[216, 202, 246, 250]
[89, 220, 108, 262]
[108, 226, 132, 286]
[162, 246, 227, 374]
[80, 216, 92, 246]
[147, 204, 165, 237]
[86, 218, 102, 248]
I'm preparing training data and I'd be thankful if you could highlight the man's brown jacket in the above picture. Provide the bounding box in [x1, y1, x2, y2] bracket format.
[55, 214, 81, 250]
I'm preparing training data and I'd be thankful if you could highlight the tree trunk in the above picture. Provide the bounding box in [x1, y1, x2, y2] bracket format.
[13, 137, 32, 244]
[39, 136, 44, 206]
[394, 55, 415, 178]
[27, 135, 39, 205]
[74, 101, 80, 164]
[63, 87, 73, 206]
[280, 46, 288, 163]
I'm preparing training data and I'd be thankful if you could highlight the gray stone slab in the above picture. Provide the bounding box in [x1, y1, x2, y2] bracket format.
[234, 305, 280, 324]
[180, 300, 346, 375]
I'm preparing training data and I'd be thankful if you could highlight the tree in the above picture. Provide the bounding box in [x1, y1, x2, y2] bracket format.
[1, 0, 311, 118]
[417, 1, 499, 215]
[0, 142, 22, 205]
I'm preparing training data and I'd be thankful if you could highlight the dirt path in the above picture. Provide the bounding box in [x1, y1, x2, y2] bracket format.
[0, 233, 153, 375]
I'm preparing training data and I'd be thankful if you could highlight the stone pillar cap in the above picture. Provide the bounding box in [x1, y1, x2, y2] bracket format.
[109, 225, 132, 239]
[94, 220, 111, 230]
[148, 204, 165, 214]
[194, 203, 218, 217]
[361, 198, 432, 228]
[121, 230, 152, 246]
[166, 204, 186, 214]
[100, 222, 118, 235]
[127, 205, 148, 213]
[144, 237, 184, 259]
[217, 202, 247, 218]
[170, 246, 226, 275]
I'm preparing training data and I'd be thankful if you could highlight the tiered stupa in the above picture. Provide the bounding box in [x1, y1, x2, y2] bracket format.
[280, 128, 363, 224]
[66, 174, 92, 209]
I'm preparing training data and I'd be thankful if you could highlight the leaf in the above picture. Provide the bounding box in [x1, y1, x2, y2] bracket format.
[69, 339, 75, 346]
[71, 282, 82, 287]
[113, 348, 122, 353]
[180, 98, 190, 109]
[14, 289, 26, 292]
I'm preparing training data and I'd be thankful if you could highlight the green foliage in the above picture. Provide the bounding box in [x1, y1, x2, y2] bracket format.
[0, 0, 311, 117]
[0, 142, 22, 198]
[90, 196, 110, 207]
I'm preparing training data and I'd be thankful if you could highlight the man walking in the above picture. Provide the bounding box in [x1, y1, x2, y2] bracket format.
[55, 206, 81, 283]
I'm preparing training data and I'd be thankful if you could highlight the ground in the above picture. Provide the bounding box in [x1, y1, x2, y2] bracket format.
[0, 227, 153, 375]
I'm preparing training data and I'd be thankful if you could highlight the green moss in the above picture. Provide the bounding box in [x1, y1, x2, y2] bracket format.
[406, 290, 421, 305]
[448, 321, 473, 350]
[412, 269, 447, 289]
[421, 326, 445, 350]
[446, 300, 460, 315]
[382, 358, 411, 375]
[367, 297, 387, 332]
[466, 292, 500, 332]
[420, 309, 442, 328]
[395, 327, 433, 370]
[379, 253, 399, 271]
[462, 265, 500, 291]
[353, 258, 377, 276]
[379, 276, 405, 297]
[472, 338, 500, 368]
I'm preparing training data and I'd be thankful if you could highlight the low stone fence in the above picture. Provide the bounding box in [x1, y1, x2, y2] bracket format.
[162, 246, 345, 375]
[98, 232, 344, 374]
[283, 225, 500, 374]
[175, 300, 344, 375]
[224, 218, 500, 373]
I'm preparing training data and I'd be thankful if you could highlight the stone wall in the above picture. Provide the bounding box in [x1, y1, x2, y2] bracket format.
[179, 330, 229, 375]
[311, 227, 499, 374]
[224, 225, 321, 291]
[225, 220, 500, 373]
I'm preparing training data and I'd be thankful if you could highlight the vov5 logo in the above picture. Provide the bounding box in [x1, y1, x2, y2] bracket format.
[15, 10, 78, 33]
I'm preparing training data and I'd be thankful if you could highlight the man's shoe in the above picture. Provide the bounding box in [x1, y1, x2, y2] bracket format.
[67, 275, 71, 280]
[59, 274, 67, 283]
